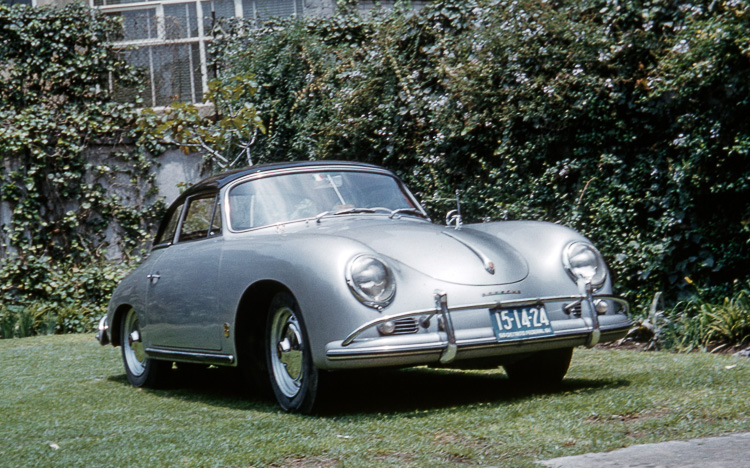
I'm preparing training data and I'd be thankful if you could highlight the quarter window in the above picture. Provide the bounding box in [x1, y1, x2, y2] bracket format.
[154, 201, 184, 246]
[179, 194, 221, 242]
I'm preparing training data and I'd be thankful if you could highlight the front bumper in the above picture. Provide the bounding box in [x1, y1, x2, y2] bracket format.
[325, 290, 630, 369]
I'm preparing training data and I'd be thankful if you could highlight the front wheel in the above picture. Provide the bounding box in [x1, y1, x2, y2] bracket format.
[266, 292, 320, 413]
[502, 347, 573, 387]
[121, 308, 168, 387]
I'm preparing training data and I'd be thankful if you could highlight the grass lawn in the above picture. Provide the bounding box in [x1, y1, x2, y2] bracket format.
[1, 334, 749, 467]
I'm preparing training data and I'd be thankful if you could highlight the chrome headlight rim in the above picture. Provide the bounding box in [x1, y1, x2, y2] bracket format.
[562, 241, 608, 289]
[345, 254, 396, 309]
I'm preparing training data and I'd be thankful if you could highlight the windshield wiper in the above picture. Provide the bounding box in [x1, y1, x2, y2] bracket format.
[334, 207, 378, 215]
[315, 207, 425, 223]
[315, 207, 376, 223]
[388, 208, 426, 219]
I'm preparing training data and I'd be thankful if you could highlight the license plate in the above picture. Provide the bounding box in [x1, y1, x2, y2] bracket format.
[490, 306, 553, 342]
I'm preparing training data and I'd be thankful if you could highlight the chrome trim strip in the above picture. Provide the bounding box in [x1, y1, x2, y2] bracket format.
[442, 231, 495, 274]
[145, 347, 235, 364]
[327, 344, 445, 360]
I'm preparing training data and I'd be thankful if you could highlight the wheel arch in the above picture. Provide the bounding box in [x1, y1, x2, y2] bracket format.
[234, 280, 293, 369]
[109, 304, 135, 347]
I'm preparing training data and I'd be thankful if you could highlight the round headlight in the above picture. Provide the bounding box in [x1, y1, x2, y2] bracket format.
[563, 242, 607, 288]
[346, 254, 396, 308]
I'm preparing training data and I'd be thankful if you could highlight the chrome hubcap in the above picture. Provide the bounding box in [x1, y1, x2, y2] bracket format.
[270, 306, 304, 398]
[123, 310, 146, 376]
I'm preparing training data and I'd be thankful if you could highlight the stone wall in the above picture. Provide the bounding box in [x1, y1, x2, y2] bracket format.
[151, 149, 206, 206]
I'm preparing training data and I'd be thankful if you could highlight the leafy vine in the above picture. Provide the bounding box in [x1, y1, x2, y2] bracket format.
[0, 3, 163, 333]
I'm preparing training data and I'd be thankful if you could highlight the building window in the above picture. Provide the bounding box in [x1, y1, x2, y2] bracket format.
[92, 0, 303, 107]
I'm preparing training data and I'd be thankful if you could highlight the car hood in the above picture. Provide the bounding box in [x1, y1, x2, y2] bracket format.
[319, 219, 529, 286]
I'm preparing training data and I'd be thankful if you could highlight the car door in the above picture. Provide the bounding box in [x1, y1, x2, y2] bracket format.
[145, 192, 224, 351]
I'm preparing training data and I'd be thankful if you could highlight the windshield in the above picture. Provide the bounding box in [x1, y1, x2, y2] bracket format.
[228, 170, 423, 231]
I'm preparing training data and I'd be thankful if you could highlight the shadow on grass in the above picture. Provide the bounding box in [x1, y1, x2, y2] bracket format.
[313, 368, 629, 416]
[108, 367, 274, 411]
[109, 365, 630, 416]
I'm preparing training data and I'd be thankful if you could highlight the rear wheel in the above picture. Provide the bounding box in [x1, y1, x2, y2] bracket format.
[266, 292, 320, 413]
[121, 308, 169, 387]
[503, 348, 573, 387]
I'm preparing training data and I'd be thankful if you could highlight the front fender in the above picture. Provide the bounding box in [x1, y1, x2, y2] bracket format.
[466, 221, 614, 293]
[218, 232, 387, 367]
[105, 258, 154, 347]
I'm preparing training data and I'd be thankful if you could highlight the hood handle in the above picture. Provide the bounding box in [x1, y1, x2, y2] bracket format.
[442, 231, 496, 275]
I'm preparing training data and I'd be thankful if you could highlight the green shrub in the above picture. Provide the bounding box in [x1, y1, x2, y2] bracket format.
[20, 303, 56, 337]
[0, 306, 19, 338]
[0, 259, 127, 338]
[653, 283, 750, 351]
[0, 259, 135, 338]
[703, 290, 750, 348]
[55, 303, 99, 334]
[0, 304, 45, 338]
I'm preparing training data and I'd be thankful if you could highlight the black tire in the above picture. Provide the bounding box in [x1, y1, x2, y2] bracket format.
[120, 308, 169, 388]
[266, 292, 320, 413]
[502, 347, 574, 387]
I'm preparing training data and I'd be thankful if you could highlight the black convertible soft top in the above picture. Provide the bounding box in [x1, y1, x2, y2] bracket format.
[180, 160, 387, 198]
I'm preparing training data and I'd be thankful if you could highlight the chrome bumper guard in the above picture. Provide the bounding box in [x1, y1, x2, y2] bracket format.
[340, 288, 629, 364]
[95, 316, 110, 346]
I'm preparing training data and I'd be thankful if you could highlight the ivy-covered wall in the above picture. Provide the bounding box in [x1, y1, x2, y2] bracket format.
[211, 0, 750, 308]
[0, 3, 166, 322]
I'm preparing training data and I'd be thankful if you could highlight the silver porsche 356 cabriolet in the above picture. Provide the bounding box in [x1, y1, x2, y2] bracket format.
[97, 160, 630, 412]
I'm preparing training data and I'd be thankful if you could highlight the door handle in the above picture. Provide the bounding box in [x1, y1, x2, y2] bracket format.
[147, 274, 161, 284]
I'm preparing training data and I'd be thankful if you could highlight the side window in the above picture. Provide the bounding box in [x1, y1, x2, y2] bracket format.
[153, 202, 184, 246]
[178, 194, 221, 242]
